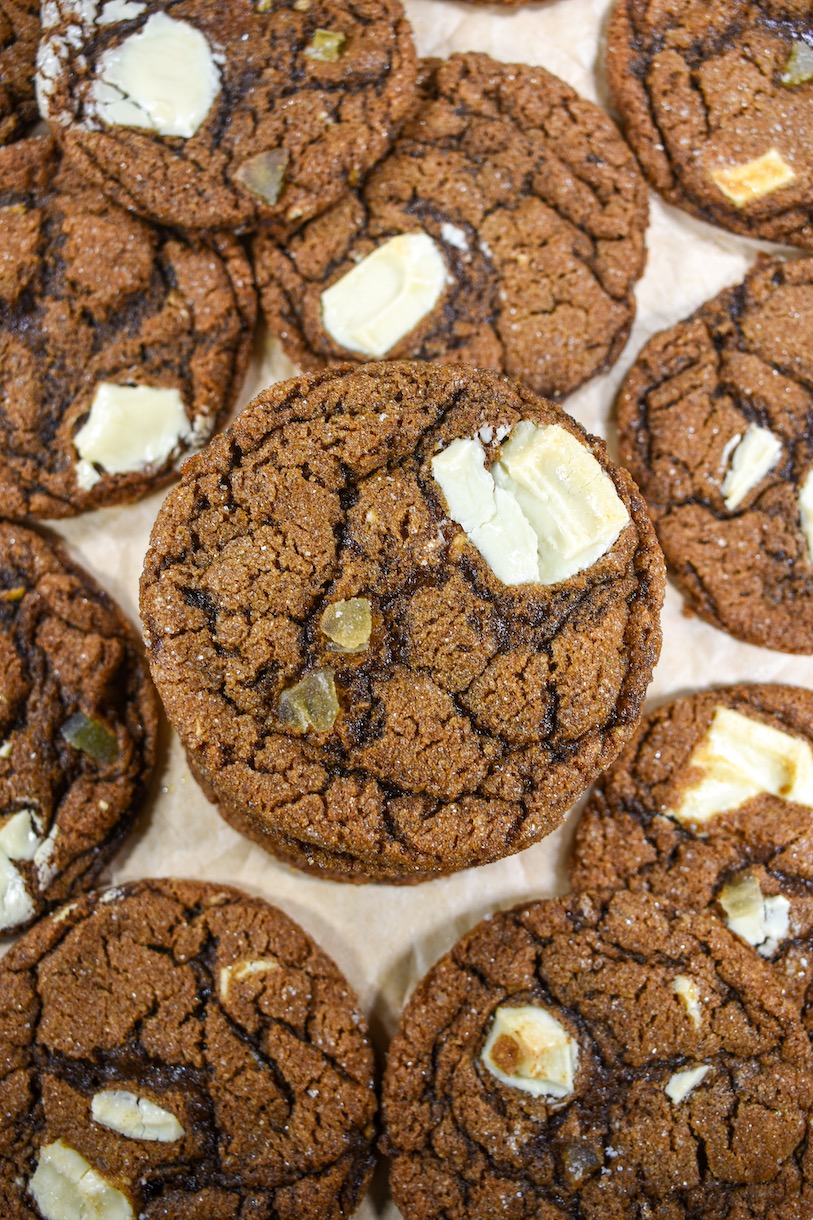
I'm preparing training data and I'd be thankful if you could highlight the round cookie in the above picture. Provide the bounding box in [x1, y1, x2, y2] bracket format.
[0, 0, 39, 146]
[37, 0, 417, 232]
[0, 136, 256, 519]
[253, 53, 649, 400]
[570, 684, 813, 1010]
[617, 256, 813, 651]
[607, 0, 813, 246]
[141, 361, 665, 882]
[0, 521, 157, 934]
[0, 878, 377, 1218]
[382, 888, 813, 1219]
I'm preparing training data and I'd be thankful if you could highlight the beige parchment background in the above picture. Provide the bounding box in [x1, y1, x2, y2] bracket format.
[34, 1, 813, 1214]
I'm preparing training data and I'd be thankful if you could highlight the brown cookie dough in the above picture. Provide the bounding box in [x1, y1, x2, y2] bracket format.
[570, 684, 813, 1009]
[617, 256, 813, 650]
[0, 878, 377, 1218]
[141, 362, 665, 883]
[382, 888, 813, 1219]
[0, 136, 256, 519]
[0, 0, 39, 146]
[38, 0, 417, 232]
[0, 521, 157, 935]
[253, 53, 649, 400]
[607, 0, 813, 246]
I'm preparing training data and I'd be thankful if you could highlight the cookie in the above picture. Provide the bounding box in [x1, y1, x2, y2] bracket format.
[0, 521, 157, 935]
[571, 684, 813, 1006]
[382, 888, 813, 1218]
[617, 256, 813, 650]
[607, 0, 813, 246]
[38, 0, 417, 232]
[0, 878, 377, 1217]
[253, 53, 649, 400]
[0, 0, 39, 146]
[140, 361, 665, 882]
[0, 136, 256, 519]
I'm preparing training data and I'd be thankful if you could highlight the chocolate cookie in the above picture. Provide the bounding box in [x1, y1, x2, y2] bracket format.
[382, 888, 813, 1218]
[607, 0, 813, 246]
[0, 0, 39, 146]
[617, 256, 813, 651]
[141, 361, 665, 882]
[38, 0, 417, 232]
[0, 136, 256, 518]
[0, 878, 377, 1217]
[571, 684, 813, 1008]
[0, 521, 157, 935]
[253, 53, 649, 400]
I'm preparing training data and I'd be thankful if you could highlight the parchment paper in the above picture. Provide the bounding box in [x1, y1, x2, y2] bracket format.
[39, 2, 813, 1214]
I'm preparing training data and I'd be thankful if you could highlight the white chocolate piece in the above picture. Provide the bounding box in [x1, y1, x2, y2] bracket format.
[320, 233, 447, 358]
[28, 1140, 133, 1220]
[482, 1003, 578, 1099]
[672, 975, 702, 1029]
[782, 40, 813, 87]
[494, 421, 630, 584]
[219, 956, 279, 1001]
[0, 810, 40, 861]
[98, 0, 146, 23]
[711, 150, 796, 206]
[92, 13, 220, 138]
[34, 825, 59, 888]
[665, 1065, 710, 1104]
[91, 1091, 184, 1142]
[798, 468, 813, 560]
[0, 854, 35, 928]
[668, 706, 813, 825]
[431, 438, 539, 584]
[431, 422, 629, 586]
[718, 873, 790, 957]
[74, 383, 191, 480]
[720, 424, 782, 510]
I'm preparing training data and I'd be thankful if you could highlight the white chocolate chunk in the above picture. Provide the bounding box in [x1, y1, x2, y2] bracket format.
[98, 0, 146, 22]
[321, 233, 447, 358]
[665, 1065, 710, 1104]
[798, 468, 813, 560]
[782, 40, 813, 86]
[711, 149, 796, 206]
[34, 825, 59, 888]
[494, 421, 630, 584]
[0, 740, 11, 758]
[29, 1140, 133, 1220]
[219, 956, 279, 1001]
[668, 706, 813, 825]
[74, 383, 191, 479]
[0, 810, 40, 861]
[482, 1003, 578, 1098]
[672, 975, 702, 1029]
[719, 873, 790, 957]
[91, 1091, 184, 1142]
[720, 424, 782, 510]
[0, 853, 35, 928]
[431, 438, 539, 585]
[92, 12, 220, 138]
[432, 422, 629, 586]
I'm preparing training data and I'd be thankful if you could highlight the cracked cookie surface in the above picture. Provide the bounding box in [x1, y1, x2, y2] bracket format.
[617, 256, 813, 651]
[608, 0, 813, 246]
[0, 136, 255, 518]
[39, 0, 417, 232]
[571, 684, 813, 1011]
[253, 53, 649, 400]
[382, 888, 813, 1219]
[140, 362, 664, 882]
[0, 0, 39, 146]
[0, 521, 157, 935]
[0, 878, 377, 1218]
